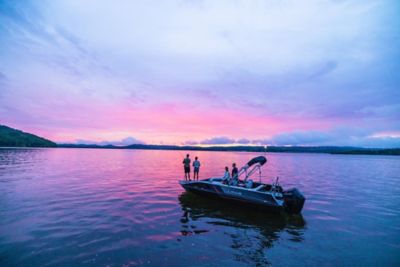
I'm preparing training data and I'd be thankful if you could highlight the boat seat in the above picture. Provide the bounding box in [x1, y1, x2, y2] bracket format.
[210, 178, 223, 183]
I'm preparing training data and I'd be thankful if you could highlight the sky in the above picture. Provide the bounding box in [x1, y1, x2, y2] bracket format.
[0, 0, 399, 147]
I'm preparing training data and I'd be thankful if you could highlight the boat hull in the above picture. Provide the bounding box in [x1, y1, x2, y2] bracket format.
[179, 180, 285, 213]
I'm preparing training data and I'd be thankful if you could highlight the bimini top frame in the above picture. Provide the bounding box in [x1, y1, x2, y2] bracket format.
[236, 156, 267, 182]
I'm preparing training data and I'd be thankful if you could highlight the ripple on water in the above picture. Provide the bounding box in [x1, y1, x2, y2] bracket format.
[1, 149, 399, 266]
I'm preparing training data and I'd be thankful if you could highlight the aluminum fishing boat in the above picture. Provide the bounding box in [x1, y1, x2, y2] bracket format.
[179, 156, 305, 214]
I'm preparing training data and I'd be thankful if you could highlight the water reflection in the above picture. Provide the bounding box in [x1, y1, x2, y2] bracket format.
[178, 192, 306, 265]
[0, 148, 44, 167]
[2, 149, 398, 266]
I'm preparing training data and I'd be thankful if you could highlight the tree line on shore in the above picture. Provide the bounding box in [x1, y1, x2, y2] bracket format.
[1, 125, 398, 155]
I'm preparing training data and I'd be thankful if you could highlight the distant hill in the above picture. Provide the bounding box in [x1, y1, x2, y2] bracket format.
[2, 124, 395, 154]
[58, 143, 400, 155]
[0, 125, 57, 147]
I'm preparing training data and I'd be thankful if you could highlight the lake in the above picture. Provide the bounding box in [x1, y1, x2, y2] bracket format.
[0, 148, 399, 266]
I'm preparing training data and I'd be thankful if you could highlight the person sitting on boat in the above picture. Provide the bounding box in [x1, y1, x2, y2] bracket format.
[245, 179, 254, 189]
[222, 166, 230, 184]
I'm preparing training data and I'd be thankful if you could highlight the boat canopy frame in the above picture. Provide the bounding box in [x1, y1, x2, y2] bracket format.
[236, 156, 267, 182]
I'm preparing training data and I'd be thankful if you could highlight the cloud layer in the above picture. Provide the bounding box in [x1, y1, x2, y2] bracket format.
[0, 0, 399, 147]
[185, 129, 400, 148]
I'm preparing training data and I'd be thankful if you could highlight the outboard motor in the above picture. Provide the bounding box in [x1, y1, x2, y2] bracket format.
[283, 188, 305, 214]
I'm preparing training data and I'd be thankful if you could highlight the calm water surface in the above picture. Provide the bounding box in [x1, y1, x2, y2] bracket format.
[0, 148, 399, 266]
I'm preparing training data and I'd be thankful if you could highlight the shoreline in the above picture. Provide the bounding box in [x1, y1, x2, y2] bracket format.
[1, 145, 399, 156]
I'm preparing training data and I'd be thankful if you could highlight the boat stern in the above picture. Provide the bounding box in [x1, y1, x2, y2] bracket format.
[283, 188, 306, 214]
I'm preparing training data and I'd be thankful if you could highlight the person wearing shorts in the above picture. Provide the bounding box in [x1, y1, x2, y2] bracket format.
[193, 156, 201, 181]
[182, 154, 191, 181]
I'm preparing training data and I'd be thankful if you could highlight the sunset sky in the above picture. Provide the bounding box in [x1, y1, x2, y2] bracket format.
[1, 0, 399, 147]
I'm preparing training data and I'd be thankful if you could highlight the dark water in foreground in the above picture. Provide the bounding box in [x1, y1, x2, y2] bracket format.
[0, 148, 399, 266]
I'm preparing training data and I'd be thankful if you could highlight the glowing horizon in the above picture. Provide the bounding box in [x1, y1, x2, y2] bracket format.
[1, 0, 399, 148]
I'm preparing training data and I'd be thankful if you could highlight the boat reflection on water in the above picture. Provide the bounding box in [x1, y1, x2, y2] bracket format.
[178, 192, 306, 265]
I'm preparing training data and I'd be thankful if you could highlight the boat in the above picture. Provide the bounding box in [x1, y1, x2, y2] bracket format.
[179, 156, 305, 214]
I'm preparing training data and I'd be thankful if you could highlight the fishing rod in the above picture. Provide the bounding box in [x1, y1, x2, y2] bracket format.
[177, 149, 186, 160]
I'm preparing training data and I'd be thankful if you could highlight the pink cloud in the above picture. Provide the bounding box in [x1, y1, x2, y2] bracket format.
[5, 97, 339, 145]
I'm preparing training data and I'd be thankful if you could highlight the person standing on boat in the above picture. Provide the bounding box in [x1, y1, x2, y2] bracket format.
[183, 154, 191, 181]
[230, 163, 239, 186]
[193, 157, 201, 181]
[231, 163, 238, 178]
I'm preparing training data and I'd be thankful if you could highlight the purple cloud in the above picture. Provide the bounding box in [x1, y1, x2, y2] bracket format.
[185, 137, 253, 146]
[0, 1, 399, 147]
[237, 138, 251, 144]
[189, 136, 235, 145]
[254, 128, 400, 148]
[269, 131, 332, 146]
[184, 127, 400, 148]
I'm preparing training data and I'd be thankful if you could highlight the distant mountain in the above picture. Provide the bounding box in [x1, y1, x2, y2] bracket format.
[58, 143, 400, 155]
[0, 125, 57, 147]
